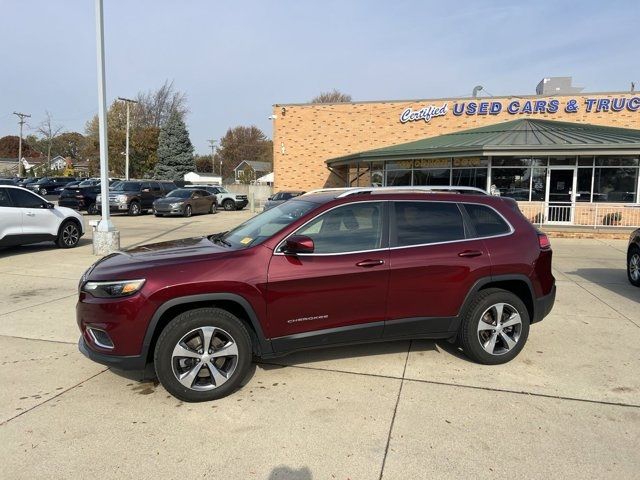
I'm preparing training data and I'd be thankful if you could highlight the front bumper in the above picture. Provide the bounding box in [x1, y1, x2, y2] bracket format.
[154, 205, 184, 215]
[235, 200, 248, 209]
[97, 202, 129, 211]
[78, 336, 147, 371]
[532, 284, 556, 323]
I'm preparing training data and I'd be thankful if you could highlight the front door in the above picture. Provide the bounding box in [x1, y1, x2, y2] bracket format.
[267, 202, 389, 350]
[546, 169, 575, 224]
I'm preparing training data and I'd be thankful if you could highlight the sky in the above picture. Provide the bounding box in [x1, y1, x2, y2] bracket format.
[0, 0, 637, 154]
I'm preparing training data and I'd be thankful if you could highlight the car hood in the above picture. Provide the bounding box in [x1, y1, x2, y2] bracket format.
[85, 236, 233, 280]
[154, 197, 186, 204]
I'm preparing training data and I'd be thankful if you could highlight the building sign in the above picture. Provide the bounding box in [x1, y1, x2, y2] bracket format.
[400, 96, 640, 123]
[400, 103, 448, 123]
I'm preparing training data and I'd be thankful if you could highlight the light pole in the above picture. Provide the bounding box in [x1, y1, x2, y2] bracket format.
[93, 0, 119, 254]
[118, 97, 138, 180]
[13, 112, 30, 177]
[208, 139, 216, 174]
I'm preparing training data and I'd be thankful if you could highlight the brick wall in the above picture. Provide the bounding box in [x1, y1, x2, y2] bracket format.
[272, 93, 640, 191]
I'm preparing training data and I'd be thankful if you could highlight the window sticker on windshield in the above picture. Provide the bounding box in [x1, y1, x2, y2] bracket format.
[240, 237, 253, 245]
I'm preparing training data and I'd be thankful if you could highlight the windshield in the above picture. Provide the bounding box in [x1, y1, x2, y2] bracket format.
[218, 187, 228, 193]
[111, 181, 140, 191]
[166, 189, 192, 198]
[79, 180, 95, 187]
[215, 199, 316, 248]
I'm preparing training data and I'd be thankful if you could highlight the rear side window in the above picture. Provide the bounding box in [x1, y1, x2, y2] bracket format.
[0, 188, 11, 206]
[393, 201, 465, 247]
[464, 204, 511, 237]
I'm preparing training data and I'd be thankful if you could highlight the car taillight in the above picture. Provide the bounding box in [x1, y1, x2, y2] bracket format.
[538, 233, 551, 250]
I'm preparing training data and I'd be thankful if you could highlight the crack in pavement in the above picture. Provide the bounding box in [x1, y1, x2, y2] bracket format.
[378, 340, 411, 480]
[0, 368, 108, 426]
[0, 334, 76, 345]
[257, 361, 640, 410]
[124, 222, 191, 249]
[0, 293, 77, 317]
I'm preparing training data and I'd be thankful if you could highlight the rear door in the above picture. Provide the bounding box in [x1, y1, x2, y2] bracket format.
[384, 200, 492, 337]
[0, 188, 23, 244]
[267, 201, 390, 349]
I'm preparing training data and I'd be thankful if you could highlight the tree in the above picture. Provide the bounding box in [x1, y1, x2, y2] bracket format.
[37, 111, 64, 166]
[0, 135, 41, 158]
[216, 126, 273, 180]
[54, 132, 85, 160]
[194, 154, 215, 173]
[136, 80, 189, 128]
[154, 112, 195, 180]
[311, 89, 352, 103]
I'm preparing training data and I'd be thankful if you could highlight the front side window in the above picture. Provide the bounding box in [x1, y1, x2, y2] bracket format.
[294, 202, 384, 254]
[393, 201, 465, 247]
[8, 188, 46, 208]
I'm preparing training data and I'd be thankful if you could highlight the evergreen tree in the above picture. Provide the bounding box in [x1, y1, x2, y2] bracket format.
[154, 112, 195, 180]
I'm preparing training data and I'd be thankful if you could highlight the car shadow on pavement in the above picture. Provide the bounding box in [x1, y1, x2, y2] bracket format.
[0, 238, 92, 258]
[566, 268, 640, 303]
[268, 465, 312, 480]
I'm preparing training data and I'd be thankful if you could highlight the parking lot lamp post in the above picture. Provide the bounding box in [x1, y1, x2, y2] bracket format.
[118, 97, 138, 181]
[93, 0, 120, 254]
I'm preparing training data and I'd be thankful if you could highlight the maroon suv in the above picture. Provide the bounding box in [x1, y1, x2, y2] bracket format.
[78, 187, 556, 402]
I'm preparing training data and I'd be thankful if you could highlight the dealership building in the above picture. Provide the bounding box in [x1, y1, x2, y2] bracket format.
[272, 78, 640, 226]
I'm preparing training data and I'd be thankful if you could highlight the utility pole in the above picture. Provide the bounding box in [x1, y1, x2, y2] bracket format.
[118, 97, 138, 180]
[13, 112, 30, 177]
[208, 139, 216, 174]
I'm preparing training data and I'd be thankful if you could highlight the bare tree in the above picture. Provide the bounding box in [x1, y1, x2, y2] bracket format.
[135, 80, 189, 128]
[37, 111, 64, 167]
[311, 89, 352, 103]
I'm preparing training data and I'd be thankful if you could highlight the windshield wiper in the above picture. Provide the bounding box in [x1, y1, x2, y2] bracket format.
[208, 232, 232, 247]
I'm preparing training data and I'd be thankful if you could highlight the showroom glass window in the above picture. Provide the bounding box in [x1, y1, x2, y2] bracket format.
[491, 157, 532, 201]
[385, 160, 413, 186]
[592, 157, 639, 203]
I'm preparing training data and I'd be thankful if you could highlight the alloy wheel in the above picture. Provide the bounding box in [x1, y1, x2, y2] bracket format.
[629, 253, 640, 282]
[171, 327, 239, 391]
[477, 302, 522, 355]
[62, 223, 80, 247]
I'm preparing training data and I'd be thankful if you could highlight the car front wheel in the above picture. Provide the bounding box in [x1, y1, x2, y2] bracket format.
[628, 247, 640, 287]
[154, 308, 252, 402]
[223, 199, 235, 211]
[128, 201, 141, 216]
[56, 220, 81, 248]
[459, 288, 530, 365]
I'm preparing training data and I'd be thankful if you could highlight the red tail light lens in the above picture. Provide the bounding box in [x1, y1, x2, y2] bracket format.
[538, 233, 551, 250]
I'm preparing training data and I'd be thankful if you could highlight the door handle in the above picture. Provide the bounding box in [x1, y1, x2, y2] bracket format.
[458, 250, 483, 258]
[26, 212, 36, 217]
[356, 259, 385, 267]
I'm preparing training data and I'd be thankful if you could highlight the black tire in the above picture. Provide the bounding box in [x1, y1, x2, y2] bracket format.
[128, 201, 141, 216]
[154, 308, 252, 402]
[459, 288, 530, 365]
[223, 199, 235, 211]
[154, 213, 162, 217]
[56, 219, 81, 248]
[627, 246, 640, 287]
[183, 205, 192, 217]
[87, 203, 98, 215]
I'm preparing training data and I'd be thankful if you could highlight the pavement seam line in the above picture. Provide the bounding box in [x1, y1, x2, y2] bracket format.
[573, 281, 640, 329]
[0, 368, 108, 426]
[0, 293, 77, 316]
[0, 334, 76, 345]
[257, 361, 640, 410]
[378, 340, 411, 480]
[125, 222, 191, 248]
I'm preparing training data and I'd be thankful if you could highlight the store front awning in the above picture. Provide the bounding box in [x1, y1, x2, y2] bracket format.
[326, 119, 640, 166]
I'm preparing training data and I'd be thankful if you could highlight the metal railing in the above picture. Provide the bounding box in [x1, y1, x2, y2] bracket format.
[519, 202, 640, 228]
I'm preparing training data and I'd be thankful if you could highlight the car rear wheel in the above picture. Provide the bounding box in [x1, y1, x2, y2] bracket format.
[56, 220, 81, 248]
[154, 308, 252, 402]
[87, 203, 98, 215]
[628, 246, 640, 287]
[209, 202, 216, 214]
[183, 205, 192, 217]
[223, 199, 235, 211]
[41, 188, 48, 196]
[459, 288, 530, 365]
[128, 201, 141, 216]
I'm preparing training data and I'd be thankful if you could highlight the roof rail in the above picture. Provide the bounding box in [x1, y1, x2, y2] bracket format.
[303, 186, 488, 198]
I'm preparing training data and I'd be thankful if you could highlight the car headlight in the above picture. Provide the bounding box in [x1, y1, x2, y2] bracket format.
[116, 194, 128, 202]
[170, 202, 183, 208]
[82, 279, 145, 298]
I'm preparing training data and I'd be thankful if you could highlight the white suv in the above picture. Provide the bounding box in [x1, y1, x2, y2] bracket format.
[0, 186, 85, 248]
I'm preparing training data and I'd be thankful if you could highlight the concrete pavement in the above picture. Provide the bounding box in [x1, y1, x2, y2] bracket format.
[0, 212, 638, 479]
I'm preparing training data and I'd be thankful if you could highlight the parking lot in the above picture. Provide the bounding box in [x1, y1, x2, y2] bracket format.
[1, 211, 639, 479]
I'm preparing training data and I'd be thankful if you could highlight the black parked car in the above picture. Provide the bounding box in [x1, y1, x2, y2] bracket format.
[96, 179, 177, 215]
[628, 228, 640, 287]
[27, 176, 77, 196]
[58, 184, 101, 214]
[153, 188, 217, 217]
[17, 177, 41, 188]
[263, 190, 306, 211]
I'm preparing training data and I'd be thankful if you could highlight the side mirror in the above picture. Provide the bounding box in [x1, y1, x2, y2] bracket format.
[46, 202, 55, 209]
[283, 235, 314, 254]
[267, 196, 273, 201]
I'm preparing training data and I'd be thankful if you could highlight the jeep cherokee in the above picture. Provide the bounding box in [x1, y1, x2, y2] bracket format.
[77, 186, 556, 402]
